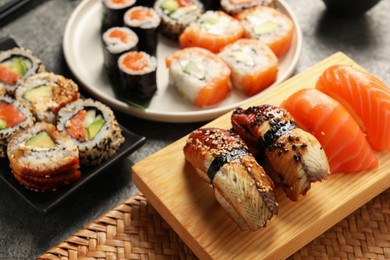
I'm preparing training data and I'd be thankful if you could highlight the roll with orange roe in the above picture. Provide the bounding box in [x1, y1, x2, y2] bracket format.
[236, 6, 294, 58]
[179, 10, 244, 53]
[118, 51, 158, 100]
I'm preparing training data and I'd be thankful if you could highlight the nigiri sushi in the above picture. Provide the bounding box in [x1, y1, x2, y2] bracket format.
[179, 10, 244, 53]
[218, 39, 278, 96]
[236, 6, 294, 57]
[316, 65, 390, 152]
[231, 104, 329, 201]
[166, 47, 231, 107]
[282, 88, 378, 173]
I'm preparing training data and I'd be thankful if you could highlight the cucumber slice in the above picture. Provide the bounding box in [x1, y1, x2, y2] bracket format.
[84, 109, 96, 128]
[184, 60, 205, 79]
[25, 131, 55, 148]
[0, 119, 6, 130]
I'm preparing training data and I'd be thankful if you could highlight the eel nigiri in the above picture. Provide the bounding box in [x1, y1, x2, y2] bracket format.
[316, 65, 390, 152]
[231, 104, 329, 201]
[282, 88, 378, 173]
[184, 128, 278, 231]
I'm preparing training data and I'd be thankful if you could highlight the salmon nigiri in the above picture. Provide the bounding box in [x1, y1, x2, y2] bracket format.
[282, 88, 378, 174]
[316, 65, 390, 152]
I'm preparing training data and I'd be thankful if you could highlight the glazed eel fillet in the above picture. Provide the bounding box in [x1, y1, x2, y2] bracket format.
[184, 128, 278, 231]
[231, 104, 329, 201]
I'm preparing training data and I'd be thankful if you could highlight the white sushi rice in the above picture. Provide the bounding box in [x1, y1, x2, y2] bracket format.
[194, 11, 240, 36]
[124, 6, 161, 29]
[103, 0, 135, 9]
[102, 27, 139, 54]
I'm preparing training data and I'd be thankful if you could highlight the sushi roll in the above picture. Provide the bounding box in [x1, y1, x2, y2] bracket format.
[15, 72, 79, 124]
[118, 51, 158, 100]
[57, 99, 125, 166]
[154, 0, 204, 39]
[0, 85, 6, 96]
[236, 6, 294, 57]
[179, 10, 244, 53]
[0, 96, 34, 157]
[102, 0, 136, 32]
[0, 47, 45, 96]
[123, 6, 161, 55]
[218, 39, 278, 96]
[165, 47, 231, 107]
[7, 122, 81, 192]
[220, 0, 277, 15]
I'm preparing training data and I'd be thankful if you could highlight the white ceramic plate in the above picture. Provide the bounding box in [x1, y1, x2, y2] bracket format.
[63, 0, 302, 123]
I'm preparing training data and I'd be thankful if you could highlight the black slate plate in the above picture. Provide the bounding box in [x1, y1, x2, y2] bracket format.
[0, 37, 146, 213]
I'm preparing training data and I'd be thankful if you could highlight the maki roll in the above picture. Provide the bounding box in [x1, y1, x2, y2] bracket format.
[165, 47, 231, 107]
[123, 6, 161, 55]
[220, 0, 277, 15]
[236, 6, 294, 57]
[102, 27, 139, 95]
[57, 99, 125, 166]
[154, 0, 204, 39]
[118, 51, 158, 100]
[0, 48, 45, 96]
[179, 10, 244, 53]
[102, 0, 136, 32]
[15, 72, 79, 124]
[7, 122, 81, 192]
[218, 39, 278, 96]
[0, 96, 34, 157]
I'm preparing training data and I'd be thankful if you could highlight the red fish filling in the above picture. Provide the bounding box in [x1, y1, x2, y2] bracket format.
[0, 101, 26, 128]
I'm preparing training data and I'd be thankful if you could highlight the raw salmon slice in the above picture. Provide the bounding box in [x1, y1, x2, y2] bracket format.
[282, 88, 378, 173]
[316, 65, 390, 151]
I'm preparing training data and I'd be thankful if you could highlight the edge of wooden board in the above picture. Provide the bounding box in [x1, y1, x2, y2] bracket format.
[132, 52, 390, 259]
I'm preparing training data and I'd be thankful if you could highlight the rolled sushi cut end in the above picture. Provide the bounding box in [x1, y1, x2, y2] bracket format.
[118, 51, 158, 101]
[57, 99, 125, 166]
[0, 96, 34, 157]
[154, 0, 204, 39]
[220, 0, 277, 15]
[102, 0, 137, 31]
[0, 48, 45, 96]
[179, 10, 244, 53]
[6, 122, 81, 192]
[236, 6, 294, 57]
[219, 39, 278, 96]
[102, 27, 139, 55]
[15, 72, 79, 124]
[166, 47, 231, 107]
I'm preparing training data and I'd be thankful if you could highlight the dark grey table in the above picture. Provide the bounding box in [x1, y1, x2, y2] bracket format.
[0, 0, 389, 258]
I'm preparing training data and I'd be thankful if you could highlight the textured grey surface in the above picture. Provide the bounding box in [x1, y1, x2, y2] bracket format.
[0, 0, 389, 259]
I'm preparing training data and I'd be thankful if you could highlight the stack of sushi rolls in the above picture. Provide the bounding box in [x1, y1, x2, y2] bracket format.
[124, 6, 161, 55]
[7, 122, 81, 192]
[0, 96, 34, 157]
[118, 51, 158, 100]
[102, 0, 137, 32]
[15, 72, 80, 124]
[220, 0, 277, 15]
[57, 99, 125, 166]
[102, 27, 139, 79]
[218, 39, 278, 96]
[154, 0, 204, 39]
[179, 10, 244, 53]
[165, 47, 231, 107]
[236, 6, 294, 57]
[0, 47, 45, 96]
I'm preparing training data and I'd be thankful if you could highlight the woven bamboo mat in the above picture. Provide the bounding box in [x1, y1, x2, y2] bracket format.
[39, 189, 390, 259]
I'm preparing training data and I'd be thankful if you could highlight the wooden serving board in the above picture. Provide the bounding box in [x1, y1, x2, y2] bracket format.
[132, 52, 390, 259]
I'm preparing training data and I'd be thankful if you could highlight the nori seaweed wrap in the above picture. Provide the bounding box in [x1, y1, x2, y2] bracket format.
[102, 0, 136, 32]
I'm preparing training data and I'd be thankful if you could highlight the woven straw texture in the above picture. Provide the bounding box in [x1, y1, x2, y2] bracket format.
[40, 190, 389, 259]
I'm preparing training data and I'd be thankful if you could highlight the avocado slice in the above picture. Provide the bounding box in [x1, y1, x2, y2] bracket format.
[202, 15, 219, 25]
[161, 0, 179, 13]
[23, 85, 52, 101]
[230, 51, 255, 66]
[170, 5, 197, 19]
[254, 22, 279, 35]
[87, 118, 106, 140]
[184, 60, 205, 79]
[0, 119, 6, 130]
[1, 57, 32, 76]
[25, 131, 56, 148]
